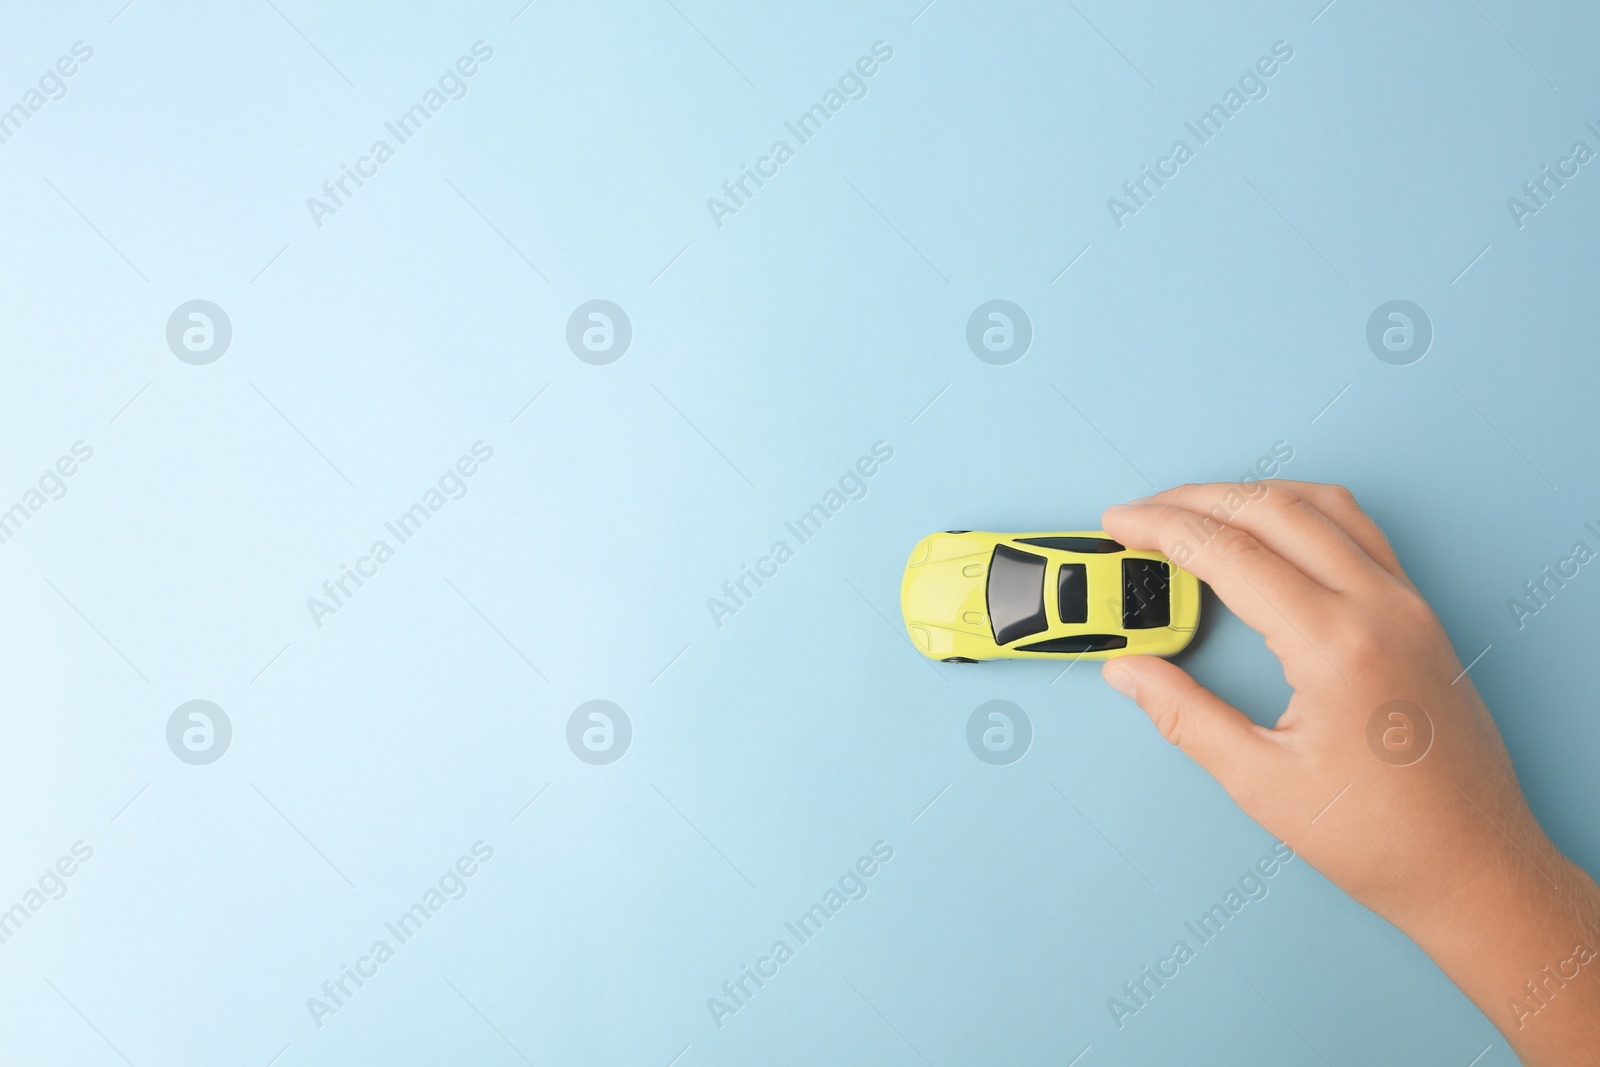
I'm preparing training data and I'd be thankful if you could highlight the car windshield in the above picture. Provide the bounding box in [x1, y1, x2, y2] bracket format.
[988, 545, 1048, 644]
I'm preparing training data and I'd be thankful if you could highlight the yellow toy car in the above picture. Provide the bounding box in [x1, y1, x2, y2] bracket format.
[900, 531, 1199, 661]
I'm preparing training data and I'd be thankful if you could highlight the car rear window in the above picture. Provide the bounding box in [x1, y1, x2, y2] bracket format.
[987, 545, 1048, 645]
[1057, 563, 1087, 624]
[1122, 558, 1171, 629]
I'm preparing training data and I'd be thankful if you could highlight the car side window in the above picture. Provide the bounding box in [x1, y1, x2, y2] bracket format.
[1016, 634, 1129, 653]
[1016, 536, 1125, 553]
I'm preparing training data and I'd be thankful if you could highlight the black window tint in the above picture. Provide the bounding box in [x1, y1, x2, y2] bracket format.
[1017, 634, 1129, 653]
[1122, 558, 1171, 629]
[1057, 563, 1087, 624]
[987, 545, 1048, 645]
[1016, 536, 1125, 553]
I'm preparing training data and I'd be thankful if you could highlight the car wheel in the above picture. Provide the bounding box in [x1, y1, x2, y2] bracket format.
[945, 530, 970, 534]
[942, 656, 977, 664]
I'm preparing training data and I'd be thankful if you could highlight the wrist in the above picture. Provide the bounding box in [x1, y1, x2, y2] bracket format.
[1398, 838, 1600, 1062]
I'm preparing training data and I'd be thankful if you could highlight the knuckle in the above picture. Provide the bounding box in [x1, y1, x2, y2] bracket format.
[1329, 616, 1388, 670]
[1162, 482, 1199, 504]
[1210, 527, 1264, 565]
[1146, 675, 1208, 749]
[1390, 587, 1437, 629]
[1338, 631, 1385, 671]
[1260, 483, 1302, 508]
[1146, 691, 1186, 747]
[1323, 483, 1359, 510]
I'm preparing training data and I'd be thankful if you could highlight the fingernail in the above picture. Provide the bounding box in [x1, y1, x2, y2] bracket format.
[1104, 666, 1136, 698]
[1126, 495, 1154, 505]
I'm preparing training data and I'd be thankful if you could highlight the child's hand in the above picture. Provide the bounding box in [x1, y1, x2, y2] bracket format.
[1101, 481, 1600, 1064]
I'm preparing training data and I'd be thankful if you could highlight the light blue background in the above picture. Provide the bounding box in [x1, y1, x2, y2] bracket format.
[1, 1, 1597, 1064]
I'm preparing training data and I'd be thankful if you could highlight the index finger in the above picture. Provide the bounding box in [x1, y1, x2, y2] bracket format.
[1134, 481, 1389, 595]
[1253, 480, 1414, 588]
[1103, 500, 1346, 679]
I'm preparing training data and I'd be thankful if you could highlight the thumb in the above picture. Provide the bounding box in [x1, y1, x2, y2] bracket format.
[1102, 656, 1280, 793]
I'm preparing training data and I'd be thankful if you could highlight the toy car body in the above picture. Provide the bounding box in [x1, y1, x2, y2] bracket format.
[899, 531, 1199, 661]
